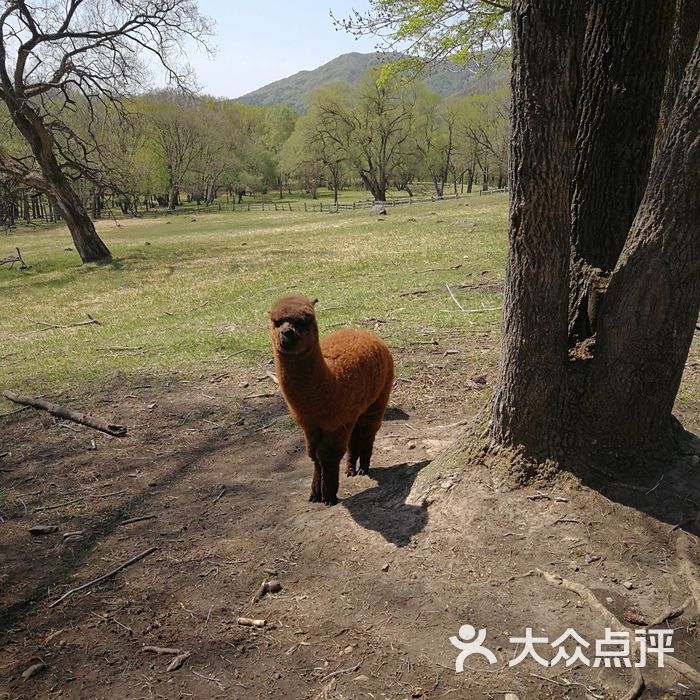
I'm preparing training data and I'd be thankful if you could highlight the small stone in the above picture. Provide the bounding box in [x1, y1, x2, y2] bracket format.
[568, 561, 580, 572]
[265, 580, 282, 594]
[29, 525, 58, 536]
[370, 204, 387, 216]
[22, 663, 45, 680]
[623, 580, 635, 590]
[505, 694, 521, 700]
[381, 563, 390, 572]
[343, 645, 354, 655]
[353, 675, 369, 682]
[407, 442, 416, 450]
[272, 671, 282, 680]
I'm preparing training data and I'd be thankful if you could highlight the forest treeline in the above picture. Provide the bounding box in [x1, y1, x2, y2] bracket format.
[0, 67, 508, 226]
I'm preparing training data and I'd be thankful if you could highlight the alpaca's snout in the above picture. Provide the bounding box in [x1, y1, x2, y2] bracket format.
[279, 325, 298, 350]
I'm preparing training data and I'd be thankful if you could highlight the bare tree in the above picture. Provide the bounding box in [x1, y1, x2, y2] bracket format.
[0, 0, 210, 262]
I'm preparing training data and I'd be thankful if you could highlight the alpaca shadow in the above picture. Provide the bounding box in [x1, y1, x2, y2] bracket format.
[342, 460, 430, 547]
[384, 406, 410, 421]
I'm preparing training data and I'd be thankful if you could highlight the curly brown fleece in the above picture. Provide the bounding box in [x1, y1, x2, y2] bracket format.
[269, 295, 394, 506]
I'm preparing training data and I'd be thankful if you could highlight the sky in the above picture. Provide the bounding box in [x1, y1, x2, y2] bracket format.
[181, 0, 383, 99]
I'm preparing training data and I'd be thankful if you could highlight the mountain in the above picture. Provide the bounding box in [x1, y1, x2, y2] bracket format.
[236, 52, 506, 113]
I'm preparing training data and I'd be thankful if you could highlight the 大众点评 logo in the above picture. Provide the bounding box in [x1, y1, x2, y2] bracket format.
[449, 625, 674, 670]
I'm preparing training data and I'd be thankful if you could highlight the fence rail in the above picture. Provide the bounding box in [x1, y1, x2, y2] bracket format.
[159, 189, 507, 216]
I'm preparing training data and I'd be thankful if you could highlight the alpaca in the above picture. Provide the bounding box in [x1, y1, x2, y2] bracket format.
[269, 295, 394, 506]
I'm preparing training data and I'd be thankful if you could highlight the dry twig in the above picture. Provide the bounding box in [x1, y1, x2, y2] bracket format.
[2, 390, 127, 436]
[30, 314, 100, 330]
[49, 546, 157, 607]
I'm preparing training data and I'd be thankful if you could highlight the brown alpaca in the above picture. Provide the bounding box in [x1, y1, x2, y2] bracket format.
[269, 295, 394, 506]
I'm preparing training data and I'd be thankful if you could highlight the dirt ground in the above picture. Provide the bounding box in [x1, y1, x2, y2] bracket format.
[1, 341, 700, 700]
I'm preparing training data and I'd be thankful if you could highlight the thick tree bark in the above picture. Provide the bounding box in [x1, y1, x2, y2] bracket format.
[656, 0, 700, 151]
[583, 41, 700, 452]
[4, 105, 111, 263]
[568, 1, 674, 343]
[490, 0, 585, 456]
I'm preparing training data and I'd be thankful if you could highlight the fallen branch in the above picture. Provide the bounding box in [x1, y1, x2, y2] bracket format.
[120, 514, 157, 526]
[237, 617, 266, 627]
[30, 314, 101, 330]
[2, 390, 127, 436]
[252, 580, 282, 603]
[462, 305, 502, 313]
[320, 662, 361, 683]
[143, 646, 182, 655]
[49, 546, 157, 607]
[0, 247, 28, 270]
[167, 651, 191, 671]
[446, 284, 465, 312]
[35, 490, 125, 512]
[213, 488, 226, 503]
[191, 669, 224, 688]
[415, 264, 462, 273]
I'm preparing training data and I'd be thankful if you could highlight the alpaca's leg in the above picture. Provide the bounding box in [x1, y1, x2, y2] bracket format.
[345, 421, 360, 477]
[309, 459, 322, 502]
[317, 429, 350, 506]
[353, 383, 392, 476]
[304, 429, 322, 502]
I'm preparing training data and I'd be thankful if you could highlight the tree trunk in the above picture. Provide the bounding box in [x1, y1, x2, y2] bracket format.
[490, 0, 585, 456]
[568, 1, 675, 344]
[167, 184, 178, 212]
[360, 172, 385, 201]
[582, 39, 700, 452]
[52, 181, 112, 262]
[5, 102, 111, 263]
[656, 0, 700, 151]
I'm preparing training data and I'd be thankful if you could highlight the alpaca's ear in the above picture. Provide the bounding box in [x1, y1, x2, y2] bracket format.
[310, 298, 318, 306]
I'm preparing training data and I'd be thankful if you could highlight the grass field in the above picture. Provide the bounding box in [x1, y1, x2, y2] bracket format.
[0, 193, 508, 395]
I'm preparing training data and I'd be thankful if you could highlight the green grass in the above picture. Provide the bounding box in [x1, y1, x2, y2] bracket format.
[0, 193, 508, 394]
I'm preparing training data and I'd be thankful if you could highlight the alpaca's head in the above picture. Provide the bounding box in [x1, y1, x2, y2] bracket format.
[269, 295, 319, 356]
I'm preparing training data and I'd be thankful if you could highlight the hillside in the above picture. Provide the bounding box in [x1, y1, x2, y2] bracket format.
[236, 51, 506, 112]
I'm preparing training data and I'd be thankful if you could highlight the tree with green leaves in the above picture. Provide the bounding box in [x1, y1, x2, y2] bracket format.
[282, 97, 349, 203]
[313, 70, 417, 202]
[0, 0, 209, 262]
[347, 0, 699, 471]
[412, 90, 459, 198]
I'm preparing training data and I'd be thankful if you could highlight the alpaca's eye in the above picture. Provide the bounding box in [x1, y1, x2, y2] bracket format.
[297, 317, 309, 328]
[274, 319, 283, 327]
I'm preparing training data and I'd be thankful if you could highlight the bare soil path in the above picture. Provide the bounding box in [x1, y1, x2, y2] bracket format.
[1, 346, 700, 699]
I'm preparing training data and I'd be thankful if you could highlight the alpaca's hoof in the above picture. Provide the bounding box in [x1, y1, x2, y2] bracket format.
[324, 495, 339, 507]
[345, 467, 357, 477]
[356, 467, 368, 476]
[309, 493, 322, 503]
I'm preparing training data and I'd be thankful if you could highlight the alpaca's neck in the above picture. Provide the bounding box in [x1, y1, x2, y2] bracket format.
[274, 341, 333, 411]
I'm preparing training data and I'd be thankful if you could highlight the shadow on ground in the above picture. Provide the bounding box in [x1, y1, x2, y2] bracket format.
[342, 459, 430, 547]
